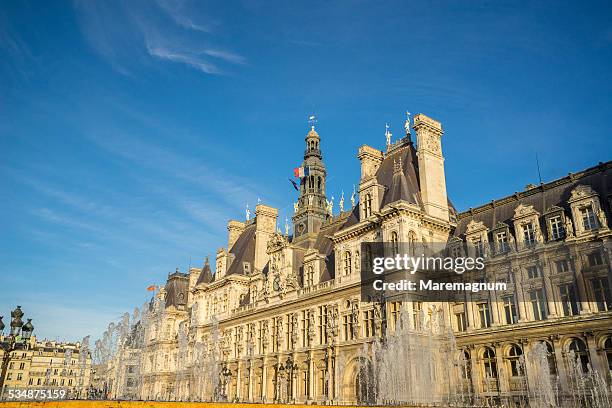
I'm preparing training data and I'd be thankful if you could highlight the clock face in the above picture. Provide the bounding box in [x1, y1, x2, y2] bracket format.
[273, 276, 281, 292]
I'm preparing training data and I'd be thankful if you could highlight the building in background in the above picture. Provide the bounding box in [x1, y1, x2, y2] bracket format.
[0, 336, 92, 399]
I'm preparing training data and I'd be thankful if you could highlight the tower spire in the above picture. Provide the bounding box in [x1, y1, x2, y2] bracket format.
[292, 119, 328, 239]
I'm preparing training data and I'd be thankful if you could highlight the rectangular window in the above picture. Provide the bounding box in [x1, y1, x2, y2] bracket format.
[318, 306, 328, 345]
[455, 311, 467, 332]
[363, 310, 376, 337]
[549, 216, 564, 240]
[301, 311, 310, 347]
[556, 259, 569, 273]
[588, 251, 604, 266]
[37, 378, 41, 385]
[523, 223, 536, 246]
[28, 378, 33, 385]
[496, 231, 509, 253]
[559, 284, 578, 316]
[17, 373, 22, 381]
[389, 301, 401, 331]
[530, 289, 548, 321]
[473, 237, 484, 257]
[581, 206, 596, 230]
[19, 362, 25, 370]
[592, 278, 612, 312]
[502, 296, 518, 324]
[477, 302, 491, 328]
[527, 265, 540, 279]
[257, 321, 264, 354]
[343, 315, 355, 341]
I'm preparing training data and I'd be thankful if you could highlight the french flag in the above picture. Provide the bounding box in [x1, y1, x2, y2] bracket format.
[293, 166, 310, 178]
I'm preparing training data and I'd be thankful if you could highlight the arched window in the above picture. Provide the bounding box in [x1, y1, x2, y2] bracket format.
[317, 176, 322, 192]
[506, 344, 523, 377]
[391, 231, 399, 256]
[483, 347, 498, 379]
[364, 193, 372, 218]
[568, 338, 590, 373]
[344, 251, 352, 275]
[460, 350, 471, 379]
[309, 175, 315, 190]
[543, 341, 557, 375]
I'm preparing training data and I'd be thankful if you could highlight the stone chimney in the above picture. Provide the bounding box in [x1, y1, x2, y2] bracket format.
[357, 145, 384, 181]
[413, 113, 449, 221]
[227, 220, 246, 249]
[254, 204, 278, 272]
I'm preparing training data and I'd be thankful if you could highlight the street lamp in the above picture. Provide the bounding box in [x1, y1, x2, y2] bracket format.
[0, 306, 35, 398]
[21, 320, 34, 340]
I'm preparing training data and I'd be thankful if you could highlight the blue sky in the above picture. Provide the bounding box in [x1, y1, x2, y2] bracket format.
[1, 0, 611, 341]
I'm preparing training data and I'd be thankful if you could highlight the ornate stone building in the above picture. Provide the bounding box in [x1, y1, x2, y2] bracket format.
[139, 113, 612, 405]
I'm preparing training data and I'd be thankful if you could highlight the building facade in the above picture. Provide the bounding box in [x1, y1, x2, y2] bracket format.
[0, 336, 92, 399]
[139, 113, 612, 405]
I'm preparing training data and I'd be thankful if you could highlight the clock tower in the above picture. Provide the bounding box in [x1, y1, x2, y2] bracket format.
[292, 123, 329, 240]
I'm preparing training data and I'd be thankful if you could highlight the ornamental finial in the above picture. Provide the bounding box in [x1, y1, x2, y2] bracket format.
[308, 114, 317, 130]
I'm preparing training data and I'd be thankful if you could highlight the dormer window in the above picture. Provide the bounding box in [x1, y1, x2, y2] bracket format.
[523, 223, 536, 246]
[473, 237, 485, 257]
[496, 231, 509, 254]
[581, 206, 596, 231]
[243, 262, 251, 274]
[548, 215, 563, 240]
[305, 266, 315, 287]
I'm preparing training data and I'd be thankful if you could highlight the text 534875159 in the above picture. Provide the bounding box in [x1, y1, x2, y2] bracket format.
[6, 388, 67, 400]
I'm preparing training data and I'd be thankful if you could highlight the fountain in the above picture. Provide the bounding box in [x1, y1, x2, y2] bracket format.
[355, 303, 461, 406]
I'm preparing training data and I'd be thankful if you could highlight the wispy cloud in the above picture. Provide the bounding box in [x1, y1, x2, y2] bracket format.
[73, 0, 244, 75]
[154, 0, 213, 33]
[146, 44, 221, 74]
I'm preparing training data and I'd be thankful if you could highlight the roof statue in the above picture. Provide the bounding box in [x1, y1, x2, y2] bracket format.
[293, 202, 298, 213]
[385, 123, 392, 147]
[339, 190, 345, 212]
[351, 185, 356, 208]
[246, 204, 251, 221]
[326, 196, 334, 216]
[404, 111, 411, 135]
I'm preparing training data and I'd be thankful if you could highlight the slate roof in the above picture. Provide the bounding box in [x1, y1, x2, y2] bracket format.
[195, 257, 214, 285]
[226, 223, 257, 276]
[377, 140, 422, 207]
[454, 161, 611, 237]
[165, 271, 189, 309]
